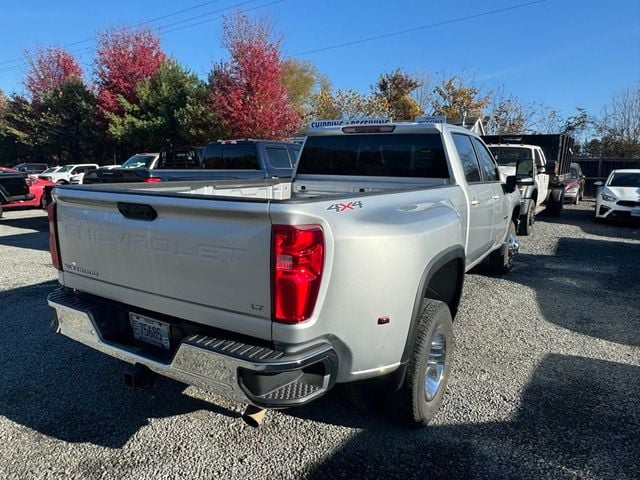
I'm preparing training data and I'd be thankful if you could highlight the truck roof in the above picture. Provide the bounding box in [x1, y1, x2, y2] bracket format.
[307, 121, 473, 137]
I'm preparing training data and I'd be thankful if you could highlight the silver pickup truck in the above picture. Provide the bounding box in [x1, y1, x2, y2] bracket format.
[47, 122, 520, 425]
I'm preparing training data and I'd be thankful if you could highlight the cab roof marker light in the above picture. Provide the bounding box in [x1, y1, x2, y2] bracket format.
[342, 125, 396, 134]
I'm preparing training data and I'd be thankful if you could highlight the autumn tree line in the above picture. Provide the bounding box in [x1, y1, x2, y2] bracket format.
[0, 12, 638, 166]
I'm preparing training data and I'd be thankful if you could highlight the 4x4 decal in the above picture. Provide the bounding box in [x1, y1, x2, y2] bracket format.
[326, 201, 364, 213]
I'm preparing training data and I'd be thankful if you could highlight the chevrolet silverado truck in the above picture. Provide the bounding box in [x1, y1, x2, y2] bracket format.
[47, 121, 520, 425]
[484, 134, 575, 235]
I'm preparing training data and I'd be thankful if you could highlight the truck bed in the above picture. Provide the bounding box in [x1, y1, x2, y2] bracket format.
[51, 174, 458, 346]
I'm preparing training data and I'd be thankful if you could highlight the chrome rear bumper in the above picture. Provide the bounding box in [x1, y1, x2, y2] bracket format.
[48, 288, 337, 408]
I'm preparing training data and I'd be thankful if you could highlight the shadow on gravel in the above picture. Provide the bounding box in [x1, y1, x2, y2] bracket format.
[0, 212, 49, 252]
[513, 236, 640, 347]
[296, 354, 640, 480]
[0, 231, 49, 252]
[538, 202, 640, 241]
[0, 213, 48, 232]
[0, 281, 238, 448]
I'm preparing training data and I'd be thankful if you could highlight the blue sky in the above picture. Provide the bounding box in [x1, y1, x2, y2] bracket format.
[0, 0, 638, 119]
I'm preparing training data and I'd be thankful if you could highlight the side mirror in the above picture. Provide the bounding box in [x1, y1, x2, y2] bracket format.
[594, 181, 603, 187]
[505, 175, 517, 193]
[518, 176, 535, 186]
[537, 166, 546, 174]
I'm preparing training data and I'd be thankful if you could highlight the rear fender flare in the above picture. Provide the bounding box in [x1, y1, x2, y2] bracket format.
[383, 246, 465, 391]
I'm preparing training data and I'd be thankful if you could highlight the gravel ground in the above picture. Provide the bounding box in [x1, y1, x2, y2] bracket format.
[0, 202, 638, 480]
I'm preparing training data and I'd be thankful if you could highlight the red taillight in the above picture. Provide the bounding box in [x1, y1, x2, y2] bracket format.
[271, 225, 324, 323]
[144, 177, 162, 183]
[47, 202, 62, 270]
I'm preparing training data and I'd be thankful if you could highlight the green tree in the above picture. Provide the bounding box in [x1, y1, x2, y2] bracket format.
[0, 95, 44, 163]
[39, 77, 101, 164]
[108, 61, 223, 151]
[0, 81, 101, 165]
[373, 69, 421, 120]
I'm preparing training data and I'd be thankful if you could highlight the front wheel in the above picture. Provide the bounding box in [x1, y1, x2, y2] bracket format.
[384, 300, 454, 426]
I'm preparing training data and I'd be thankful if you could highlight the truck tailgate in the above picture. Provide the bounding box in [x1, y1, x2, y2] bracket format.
[54, 188, 273, 340]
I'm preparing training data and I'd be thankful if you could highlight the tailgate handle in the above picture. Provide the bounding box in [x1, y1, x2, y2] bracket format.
[117, 202, 157, 221]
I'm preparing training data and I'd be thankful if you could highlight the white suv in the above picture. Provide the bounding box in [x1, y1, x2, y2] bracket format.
[39, 164, 99, 184]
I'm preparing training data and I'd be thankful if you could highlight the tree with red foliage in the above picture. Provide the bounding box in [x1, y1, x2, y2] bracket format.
[211, 13, 299, 139]
[95, 27, 166, 117]
[24, 46, 83, 104]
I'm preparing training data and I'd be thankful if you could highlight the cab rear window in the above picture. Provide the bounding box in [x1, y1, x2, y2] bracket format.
[297, 134, 448, 178]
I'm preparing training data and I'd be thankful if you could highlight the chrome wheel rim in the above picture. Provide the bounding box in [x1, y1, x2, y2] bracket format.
[507, 233, 519, 266]
[424, 327, 446, 401]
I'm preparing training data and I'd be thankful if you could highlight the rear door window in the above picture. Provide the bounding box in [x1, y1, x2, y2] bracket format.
[471, 138, 500, 182]
[452, 134, 481, 183]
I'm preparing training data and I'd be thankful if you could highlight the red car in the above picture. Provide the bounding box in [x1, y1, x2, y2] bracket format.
[0, 167, 55, 209]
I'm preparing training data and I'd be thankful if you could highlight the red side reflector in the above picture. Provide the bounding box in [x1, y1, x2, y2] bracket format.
[144, 177, 162, 183]
[272, 225, 324, 323]
[47, 202, 62, 270]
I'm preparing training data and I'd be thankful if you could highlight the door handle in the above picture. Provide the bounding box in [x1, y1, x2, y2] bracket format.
[493, 195, 500, 200]
[470, 199, 479, 206]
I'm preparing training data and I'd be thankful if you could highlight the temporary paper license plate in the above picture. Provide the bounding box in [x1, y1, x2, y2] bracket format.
[631, 207, 640, 217]
[130, 313, 170, 349]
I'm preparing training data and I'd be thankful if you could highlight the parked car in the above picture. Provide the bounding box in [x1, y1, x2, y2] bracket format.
[13, 162, 49, 174]
[0, 167, 35, 217]
[82, 153, 160, 184]
[121, 153, 160, 169]
[47, 120, 521, 426]
[0, 168, 55, 210]
[40, 166, 64, 176]
[563, 163, 586, 204]
[594, 169, 640, 221]
[70, 165, 121, 185]
[39, 164, 99, 184]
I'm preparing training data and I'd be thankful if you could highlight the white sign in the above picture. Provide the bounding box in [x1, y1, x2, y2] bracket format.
[415, 115, 447, 124]
[310, 118, 391, 129]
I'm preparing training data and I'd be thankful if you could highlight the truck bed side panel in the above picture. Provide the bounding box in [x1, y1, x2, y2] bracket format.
[270, 185, 467, 381]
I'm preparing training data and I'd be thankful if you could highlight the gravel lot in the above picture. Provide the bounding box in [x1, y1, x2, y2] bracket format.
[0, 203, 638, 480]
